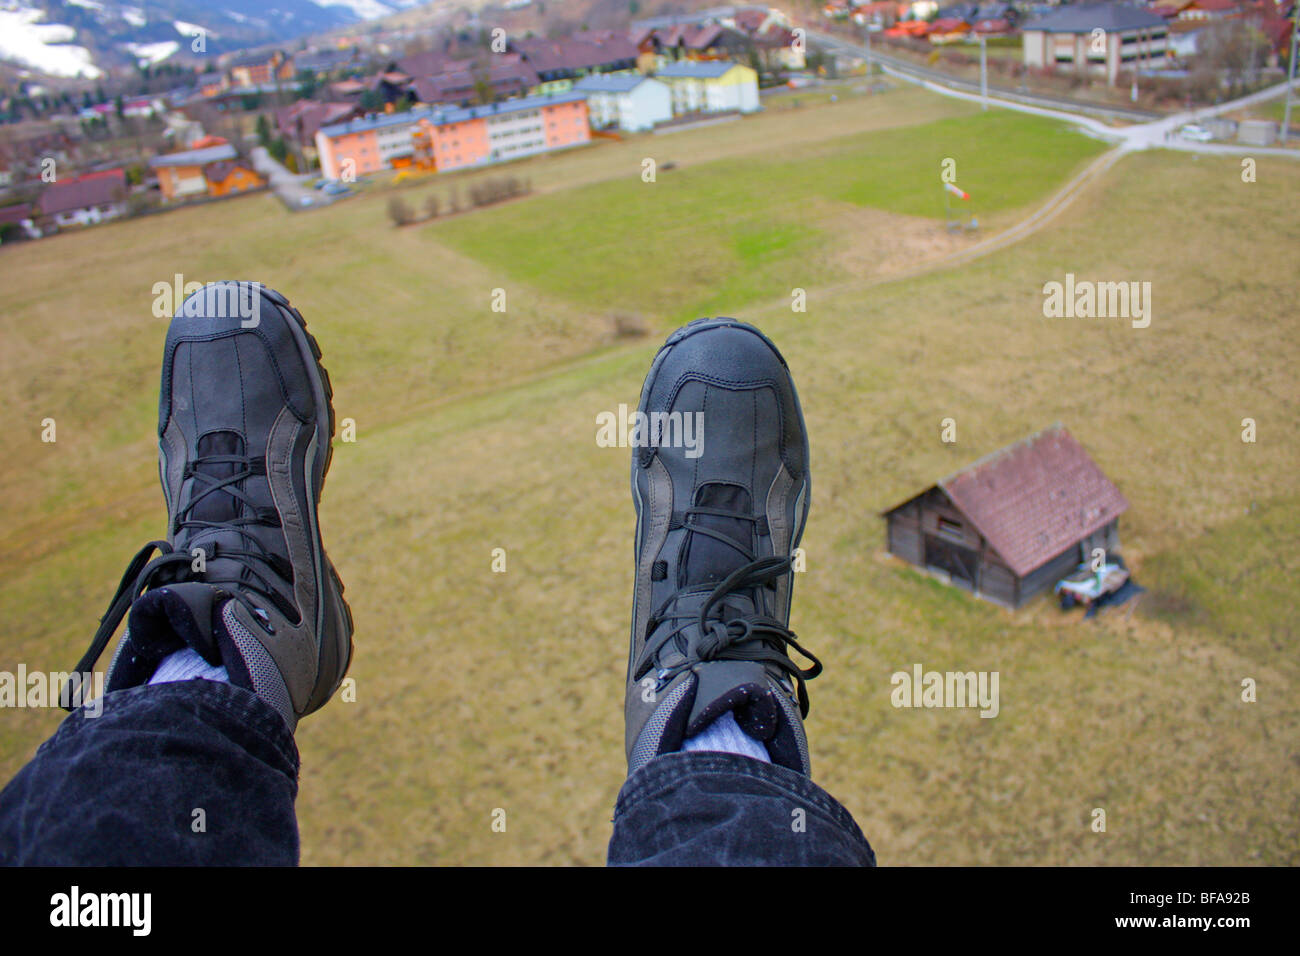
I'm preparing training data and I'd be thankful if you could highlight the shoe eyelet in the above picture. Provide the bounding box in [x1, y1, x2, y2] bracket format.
[253, 607, 275, 634]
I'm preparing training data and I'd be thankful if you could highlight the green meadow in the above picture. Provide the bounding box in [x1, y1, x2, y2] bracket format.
[432, 110, 1107, 322]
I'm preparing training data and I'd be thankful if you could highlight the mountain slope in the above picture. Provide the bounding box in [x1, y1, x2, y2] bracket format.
[0, 0, 427, 80]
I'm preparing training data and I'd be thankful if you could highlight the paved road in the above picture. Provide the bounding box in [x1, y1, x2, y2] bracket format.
[810, 31, 1300, 160]
[250, 146, 331, 210]
[809, 29, 1162, 123]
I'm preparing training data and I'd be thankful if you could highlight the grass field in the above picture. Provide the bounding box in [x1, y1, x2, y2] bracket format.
[1, 87, 1297, 865]
[432, 110, 1104, 323]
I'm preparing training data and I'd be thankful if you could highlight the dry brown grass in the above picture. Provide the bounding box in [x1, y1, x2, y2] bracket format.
[0, 100, 1295, 865]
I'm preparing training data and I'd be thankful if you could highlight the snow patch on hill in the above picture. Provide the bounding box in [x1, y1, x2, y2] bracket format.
[125, 40, 179, 65]
[313, 0, 397, 19]
[0, 7, 103, 78]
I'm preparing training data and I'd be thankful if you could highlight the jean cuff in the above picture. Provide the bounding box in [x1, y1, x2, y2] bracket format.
[615, 750, 875, 864]
[45, 679, 299, 782]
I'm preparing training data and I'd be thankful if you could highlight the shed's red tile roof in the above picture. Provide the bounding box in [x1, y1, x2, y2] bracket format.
[937, 425, 1129, 577]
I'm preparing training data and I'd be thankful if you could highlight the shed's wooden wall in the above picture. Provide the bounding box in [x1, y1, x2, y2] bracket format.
[884, 495, 1124, 611]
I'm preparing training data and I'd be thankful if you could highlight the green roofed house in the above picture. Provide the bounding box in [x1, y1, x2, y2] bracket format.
[654, 60, 759, 116]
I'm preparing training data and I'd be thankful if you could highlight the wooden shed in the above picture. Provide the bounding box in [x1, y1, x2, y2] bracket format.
[881, 424, 1129, 608]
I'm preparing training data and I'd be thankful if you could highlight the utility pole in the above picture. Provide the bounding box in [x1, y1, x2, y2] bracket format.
[1284, 7, 1299, 145]
[864, 19, 872, 76]
[980, 33, 987, 109]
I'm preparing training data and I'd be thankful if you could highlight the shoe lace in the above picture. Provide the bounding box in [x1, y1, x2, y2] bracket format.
[64, 454, 291, 707]
[633, 504, 822, 716]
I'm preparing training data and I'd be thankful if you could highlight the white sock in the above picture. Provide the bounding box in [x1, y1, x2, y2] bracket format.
[682, 711, 771, 763]
[149, 647, 229, 685]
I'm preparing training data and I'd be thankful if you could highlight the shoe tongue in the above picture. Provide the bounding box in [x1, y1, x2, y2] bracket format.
[190, 431, 245, 525]
[126, 582, 223, 663]
[681, 483, 752, 587]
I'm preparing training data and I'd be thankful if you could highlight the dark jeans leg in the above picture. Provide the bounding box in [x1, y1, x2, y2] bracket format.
[0, 680, 299, 865]
[607, 751, 876, 866]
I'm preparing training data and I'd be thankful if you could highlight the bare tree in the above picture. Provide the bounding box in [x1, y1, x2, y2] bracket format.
[387, 196, 415, 225]
[1198, 20, 1273, 97]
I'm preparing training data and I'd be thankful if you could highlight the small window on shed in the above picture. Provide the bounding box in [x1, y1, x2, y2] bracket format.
[937, 516, 965, 542]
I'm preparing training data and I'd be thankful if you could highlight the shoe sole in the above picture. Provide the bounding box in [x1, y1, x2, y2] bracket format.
[256, 285, 355, 703]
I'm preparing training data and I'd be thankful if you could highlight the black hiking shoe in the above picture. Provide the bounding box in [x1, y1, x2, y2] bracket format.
[625, 318, 821, 775]
[66, 281, 353, 731]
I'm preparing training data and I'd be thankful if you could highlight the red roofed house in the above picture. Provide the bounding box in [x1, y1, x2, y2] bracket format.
[732, 9, 776, 34]
[632, 25, 748, 71]
[729, 9, 809, 70]
[851, 2, 904, 28]
[514, 34, 640, 94]
[36, 168, 128, 228]
[276, 101, 363, 148]
[1254, 7, 1296, 59]
[1177, 0, 1245, 19]
[881, 424, 1129, 608]
[929, 17, 973, 43]
[408, 54, 540, 106]
[972, 17, 1014, 36]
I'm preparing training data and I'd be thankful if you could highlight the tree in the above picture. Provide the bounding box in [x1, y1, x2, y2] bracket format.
[1197, 19, 1273, 96]
[471, 60, 494, 105]
[296, 70, 319, 99]
[256, 113, 272, 147]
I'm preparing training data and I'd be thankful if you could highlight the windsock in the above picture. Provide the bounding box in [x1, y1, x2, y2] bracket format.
[944, 181, 970, 201]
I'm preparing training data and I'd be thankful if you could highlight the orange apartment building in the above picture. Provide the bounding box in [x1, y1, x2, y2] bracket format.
[315, 92, 590, 181]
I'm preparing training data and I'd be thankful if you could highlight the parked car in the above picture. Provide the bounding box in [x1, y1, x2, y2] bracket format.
[1178, 123, 1214, 143]
[1055, 561, 1129, 610]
